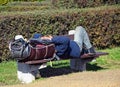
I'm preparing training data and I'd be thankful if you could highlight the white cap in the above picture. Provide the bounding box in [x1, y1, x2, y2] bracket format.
[68, 30, 75, 35]
[15, 35, 24, 40]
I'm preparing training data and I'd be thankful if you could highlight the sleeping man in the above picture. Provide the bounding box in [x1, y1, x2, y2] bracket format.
[10, 26, 96, 83]
[34, 26, 96, 58]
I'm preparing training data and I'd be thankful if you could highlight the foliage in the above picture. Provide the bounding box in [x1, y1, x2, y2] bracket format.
[0, 5, 120, 60]
[0, 1, 51, 12]
[51, 0, 120, 8]
[0, 0, 9, 5]
[0, 0, 46, 5]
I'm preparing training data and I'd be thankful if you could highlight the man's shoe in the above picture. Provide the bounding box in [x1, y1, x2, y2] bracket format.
[87, 47, 96, 54]
[81, 47, 96, 59]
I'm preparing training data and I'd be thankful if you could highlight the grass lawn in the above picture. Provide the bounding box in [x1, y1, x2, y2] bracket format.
[94, 47, 120, 69]
[0, 61, 20, 86]
[0, 47, 120, 86]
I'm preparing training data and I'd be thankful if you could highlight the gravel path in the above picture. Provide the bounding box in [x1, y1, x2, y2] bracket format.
[3, 69, 120, 87]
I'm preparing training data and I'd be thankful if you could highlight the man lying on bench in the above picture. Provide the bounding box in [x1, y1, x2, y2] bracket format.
[12, 26, 108, 83]
[33, 26, 96, 59]
[32, 26, 108, 71]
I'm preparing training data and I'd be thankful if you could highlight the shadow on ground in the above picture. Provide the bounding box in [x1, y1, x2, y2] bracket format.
[39, 62, 105, 78]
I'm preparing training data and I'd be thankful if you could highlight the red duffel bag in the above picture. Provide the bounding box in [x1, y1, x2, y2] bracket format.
[18, 43, 55, 64]
[29, 44, 55, 60]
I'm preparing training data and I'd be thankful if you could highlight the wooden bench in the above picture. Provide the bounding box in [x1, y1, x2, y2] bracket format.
[17, 34, 109, 83]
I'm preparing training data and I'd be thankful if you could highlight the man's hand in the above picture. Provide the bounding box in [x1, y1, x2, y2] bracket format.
[41, 35, 53, 40]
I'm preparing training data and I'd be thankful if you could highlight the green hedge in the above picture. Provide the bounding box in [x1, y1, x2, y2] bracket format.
[0, 0, 9, 5]
[51, 0, 120, 8]
[0, 1, 51, 12]
[0, 5, 120, 60]
[0, 0, 46, 5]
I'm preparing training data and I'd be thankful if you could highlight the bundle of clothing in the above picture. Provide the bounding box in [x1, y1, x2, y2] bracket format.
[9, 35, 55, 62]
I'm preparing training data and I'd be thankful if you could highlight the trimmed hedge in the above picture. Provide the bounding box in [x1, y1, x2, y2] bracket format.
[0, 0, 9, 5]
[0, 0, 46, 5]
[51, 0, 120, 8]
[0, 5, 120, 60]
[0, 1, 51, 12]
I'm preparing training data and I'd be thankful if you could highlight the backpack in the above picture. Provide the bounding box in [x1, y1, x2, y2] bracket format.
[9, 38, 30, 60]
[25, 39, 55, 62]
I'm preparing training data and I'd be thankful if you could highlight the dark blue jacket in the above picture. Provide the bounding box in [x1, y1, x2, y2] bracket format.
[52, 36, 81, 58]
[32, 33, 81, 58]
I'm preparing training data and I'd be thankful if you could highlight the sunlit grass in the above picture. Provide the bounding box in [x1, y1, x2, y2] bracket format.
[91, 47, 120, 69]
[0, 61, 20, 85]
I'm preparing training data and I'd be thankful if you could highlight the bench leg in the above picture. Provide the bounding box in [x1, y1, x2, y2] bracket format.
[70, 59, 86, 72]
[17, 62, 41, 83]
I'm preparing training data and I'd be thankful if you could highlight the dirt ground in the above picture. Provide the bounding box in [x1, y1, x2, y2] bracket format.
[3, 69, 120, 87]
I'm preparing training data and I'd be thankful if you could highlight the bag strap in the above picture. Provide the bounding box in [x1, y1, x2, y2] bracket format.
[20, 43, 28, 58]
[44, 45, 48, 58]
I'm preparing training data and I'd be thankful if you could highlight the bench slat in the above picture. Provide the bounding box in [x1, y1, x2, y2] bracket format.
[80, 52, 108, 59]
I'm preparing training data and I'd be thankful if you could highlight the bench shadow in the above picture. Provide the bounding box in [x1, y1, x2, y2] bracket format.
[39, 62, 105, 78]
[86, 63, 106, 71]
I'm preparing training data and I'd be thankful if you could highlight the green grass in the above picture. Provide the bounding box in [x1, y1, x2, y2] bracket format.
[0, 47, 120, 86]
[0, 61, 20, 86]
[90, 47, 120, 69]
